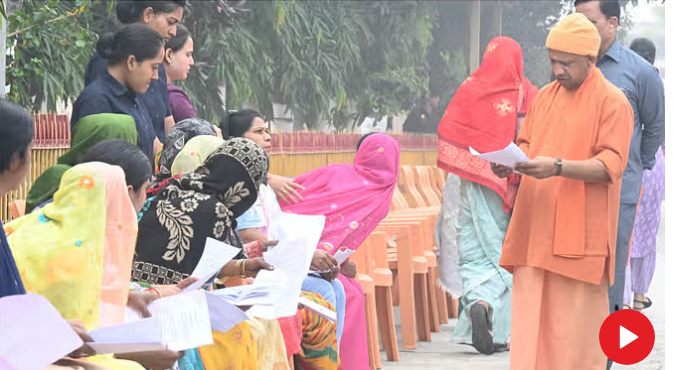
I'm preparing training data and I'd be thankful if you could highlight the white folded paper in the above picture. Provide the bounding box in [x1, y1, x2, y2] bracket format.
[183, 237, 242, 292]
[247, 212, 325, 319]
[204, 292, 249, 333]
[313, 248, 354, 273]
[469, 142, 529, 169]
[208, 285, 274, 307]
[298, 296, 337, 323]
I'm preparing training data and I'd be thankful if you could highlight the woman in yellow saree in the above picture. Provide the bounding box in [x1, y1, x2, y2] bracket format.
[5, 162, 146, 369]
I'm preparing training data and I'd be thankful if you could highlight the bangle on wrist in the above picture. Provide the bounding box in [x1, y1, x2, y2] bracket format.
[241, 259, 248, 278]
[555, 158, 563, 176]
[146, 287, 163, 299]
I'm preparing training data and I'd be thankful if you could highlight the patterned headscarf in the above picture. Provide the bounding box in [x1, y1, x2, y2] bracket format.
[133, 138, 269, 285]
[171, 136, 225, 176]
[156, 118, 217, 180]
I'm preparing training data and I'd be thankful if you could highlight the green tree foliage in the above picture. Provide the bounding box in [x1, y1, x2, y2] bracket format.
[5, 0, 96, 111]
[4, 0, 658, 125]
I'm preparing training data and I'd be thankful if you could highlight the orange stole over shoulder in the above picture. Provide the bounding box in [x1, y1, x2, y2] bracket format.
[499, 67, 633, 285]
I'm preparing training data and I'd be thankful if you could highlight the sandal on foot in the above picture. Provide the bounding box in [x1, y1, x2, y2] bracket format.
[470, 303, 495, 355]
[623, 304, 632, 310]
[633, 297, 652, 311]
[494, 343, 509, 353]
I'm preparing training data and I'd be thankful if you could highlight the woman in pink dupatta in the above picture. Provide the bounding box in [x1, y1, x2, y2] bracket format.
[280, 133, 400, 370]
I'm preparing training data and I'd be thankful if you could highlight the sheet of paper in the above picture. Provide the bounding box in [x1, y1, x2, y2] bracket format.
[469, 142, 529, 169]
[334, 248, 354, 265]
[298, 296, 337, 323]
[313, 248, 355, 273]
[0, 293, 83, 370]
[184, 238, 241, 292]
[247, 212, 326, 319]
[147, 290, 214, 351]
[209, 285, 274, 307]
[87, 342, 166, 355]
[204, 292, 249, 333]
[88, 317, 166, 354]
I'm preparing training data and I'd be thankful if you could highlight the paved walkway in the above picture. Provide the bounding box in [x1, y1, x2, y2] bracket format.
[381, 205, 665, 370]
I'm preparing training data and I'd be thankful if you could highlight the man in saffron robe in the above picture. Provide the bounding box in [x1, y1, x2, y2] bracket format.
[493, 13, 633, 370]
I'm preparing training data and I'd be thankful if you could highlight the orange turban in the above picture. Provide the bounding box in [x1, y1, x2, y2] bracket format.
[546, 13, 601, 56]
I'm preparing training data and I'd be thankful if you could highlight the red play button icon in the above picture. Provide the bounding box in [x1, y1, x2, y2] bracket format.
[599, 309, 655, 365]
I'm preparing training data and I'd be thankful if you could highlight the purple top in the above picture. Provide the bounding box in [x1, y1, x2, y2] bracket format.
[168, 84, 197, 124]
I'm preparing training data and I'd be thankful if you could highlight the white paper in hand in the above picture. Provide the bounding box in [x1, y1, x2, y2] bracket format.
[247, 212, 326, 319]
[88, 317, 166, 354]
[204, 292, 249, 333]
[0, 294, 84, 370]
[147, 290, 214, 351]
[313, 248, 354, 273]
[209, 285, 274, 307]
[469, 142, 529, 169]
[184, 238, 241, 292]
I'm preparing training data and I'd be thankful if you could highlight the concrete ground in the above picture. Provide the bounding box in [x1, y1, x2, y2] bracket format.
[381, 205, 665, 370]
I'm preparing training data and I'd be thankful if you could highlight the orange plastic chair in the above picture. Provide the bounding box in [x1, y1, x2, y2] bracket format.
[416, 166, 442, 204]
[351, 240, 381, 369]
[388, 167, 445, 331]
[368, 231, 400, 362]
[435, 167, 446, 190]
[375, 222, 431, 349]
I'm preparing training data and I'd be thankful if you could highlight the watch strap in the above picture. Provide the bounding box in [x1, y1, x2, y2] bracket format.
[555, 158, 563, 176]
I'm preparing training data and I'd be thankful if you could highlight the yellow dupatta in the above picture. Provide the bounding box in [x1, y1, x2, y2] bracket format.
[6, 162, 142, 369]
[171, 135, 225, 176]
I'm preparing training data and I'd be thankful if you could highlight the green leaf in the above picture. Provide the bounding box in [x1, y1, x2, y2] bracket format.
[75, 40, 86, 47]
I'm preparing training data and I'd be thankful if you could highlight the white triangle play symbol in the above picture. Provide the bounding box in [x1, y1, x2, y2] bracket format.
[620, 326, 638, 349]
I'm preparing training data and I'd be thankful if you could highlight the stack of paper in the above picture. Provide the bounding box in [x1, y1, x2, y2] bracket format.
[247, 212, 326, 319]
[122, 290, 214, 351]
[0, 294, 84, 370]
[183, 238, 242, 292]
[88, 318, 166, 354]
[469, 142, 529, 169]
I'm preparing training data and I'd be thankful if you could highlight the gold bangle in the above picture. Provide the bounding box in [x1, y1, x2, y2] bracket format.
[237, 259, 245, 278]
[241, 259, 248, 278]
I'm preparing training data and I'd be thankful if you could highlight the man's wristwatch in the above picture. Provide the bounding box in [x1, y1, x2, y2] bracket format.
[555, 158, 563, 176]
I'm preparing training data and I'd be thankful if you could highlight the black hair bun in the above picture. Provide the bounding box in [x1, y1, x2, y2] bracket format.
[96, 32, 117, 59]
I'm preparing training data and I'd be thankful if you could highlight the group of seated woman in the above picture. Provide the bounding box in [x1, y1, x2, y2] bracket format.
[1, 97, 401, 370]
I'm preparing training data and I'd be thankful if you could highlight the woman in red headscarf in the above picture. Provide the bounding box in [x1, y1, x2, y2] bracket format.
[436, 37, 535, 355]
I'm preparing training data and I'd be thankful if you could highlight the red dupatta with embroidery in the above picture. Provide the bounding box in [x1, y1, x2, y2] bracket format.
[437, 36, 525, 212]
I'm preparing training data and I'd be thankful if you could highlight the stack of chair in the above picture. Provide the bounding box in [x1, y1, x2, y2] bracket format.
[350, 164, 464, 369]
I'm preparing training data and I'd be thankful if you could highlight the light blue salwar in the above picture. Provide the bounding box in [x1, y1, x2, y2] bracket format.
[302, 274, 346, 349]
[452, 179, 512, 346]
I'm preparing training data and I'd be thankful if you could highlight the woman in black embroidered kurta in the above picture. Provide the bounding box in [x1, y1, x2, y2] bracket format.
[133, 137, 272, 285]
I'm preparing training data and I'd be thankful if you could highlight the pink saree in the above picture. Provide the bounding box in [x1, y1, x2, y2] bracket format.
[280, 134, 399, 369]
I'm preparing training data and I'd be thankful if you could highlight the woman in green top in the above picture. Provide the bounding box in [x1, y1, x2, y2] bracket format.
[26, 113, 138, 213]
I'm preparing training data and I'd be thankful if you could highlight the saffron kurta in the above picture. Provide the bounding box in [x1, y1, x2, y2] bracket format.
[499, 67, 633, 286]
